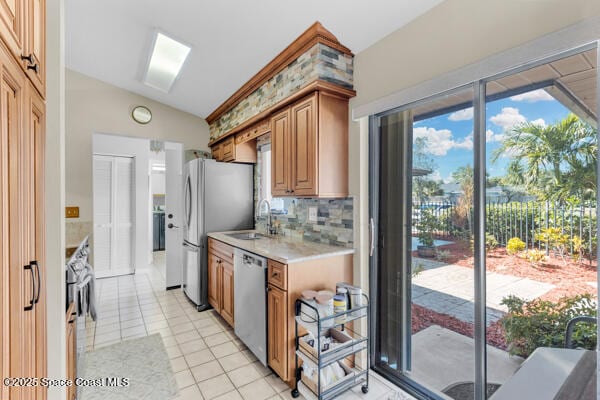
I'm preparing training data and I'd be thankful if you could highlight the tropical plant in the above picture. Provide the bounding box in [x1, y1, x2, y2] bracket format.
[492, 114, 597, 203]
[536, 227, 570, 262]
[451, 165, 474, 233]
[571, 235, 585, 263]
[416, 208, 439, 247]
[501, 294, 597, 357]
[413, 137, 441, 202]
[525, 249, 547, 266]
[506, 237, 526, 255]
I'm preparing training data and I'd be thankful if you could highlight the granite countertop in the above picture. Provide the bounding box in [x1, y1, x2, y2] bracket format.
[207, 230, 355, 264]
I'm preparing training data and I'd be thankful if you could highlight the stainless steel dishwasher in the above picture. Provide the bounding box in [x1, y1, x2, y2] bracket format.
[234, 248, 267, 365]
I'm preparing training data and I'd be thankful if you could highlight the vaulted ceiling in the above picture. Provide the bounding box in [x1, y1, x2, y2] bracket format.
[65, 0, 444, 118]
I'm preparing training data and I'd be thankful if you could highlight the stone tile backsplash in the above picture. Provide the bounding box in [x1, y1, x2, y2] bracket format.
[256, 198, 354, 248]
[210, 43, 353, 140]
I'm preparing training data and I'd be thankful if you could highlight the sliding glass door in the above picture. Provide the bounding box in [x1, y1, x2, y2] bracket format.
[370, 45, 598, 400]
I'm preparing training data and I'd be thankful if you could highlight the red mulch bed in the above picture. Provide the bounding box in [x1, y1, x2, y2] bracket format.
[411, 237, 597, 351]
[412, 303, 507, 350]
[413, 238, 598, 302]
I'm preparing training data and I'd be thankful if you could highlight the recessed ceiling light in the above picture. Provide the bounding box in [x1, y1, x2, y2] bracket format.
[144, 32, 191, 93]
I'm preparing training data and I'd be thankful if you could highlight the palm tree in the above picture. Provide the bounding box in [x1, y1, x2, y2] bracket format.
[492, 114, 597, 202]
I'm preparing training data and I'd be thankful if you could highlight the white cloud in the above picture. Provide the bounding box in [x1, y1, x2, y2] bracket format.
[429, 170, 443, 182]
[510, 89, 554, 103]
[530, 118, 546, 127]
[448, 107, 474, 121]
[490, 107, 527, 130]
[486, 129, 505, 143]
[413, 126, 473, 156]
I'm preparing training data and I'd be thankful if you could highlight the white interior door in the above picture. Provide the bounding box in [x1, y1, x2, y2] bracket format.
[165, 144, 183, 288]
[93, 155, 135, 278]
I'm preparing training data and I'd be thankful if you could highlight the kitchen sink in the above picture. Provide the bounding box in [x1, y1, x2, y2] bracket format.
[226, 232, 264, 240]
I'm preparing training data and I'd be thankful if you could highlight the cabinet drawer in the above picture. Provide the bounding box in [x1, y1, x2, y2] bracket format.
[221, 137, 235, 161]
[208, 238, 234, 263]
[267, 259, 287, 290]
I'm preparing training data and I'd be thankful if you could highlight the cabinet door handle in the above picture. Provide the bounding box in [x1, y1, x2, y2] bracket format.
[272, 271, 279, 278]
[24, 264, 35, 311]
[32, 261, 41, 304]
[27, 63, 38, 73]
[21, 54, 33, 63]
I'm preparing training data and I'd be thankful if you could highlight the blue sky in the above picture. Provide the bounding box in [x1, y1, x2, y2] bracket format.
[413, 89, 572, 182]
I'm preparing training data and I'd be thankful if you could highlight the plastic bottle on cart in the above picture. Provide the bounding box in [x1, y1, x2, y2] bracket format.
[315, 293, 334, 329]
[348, 286, 363, 317]
[300, 290, 318, 323]
[333, 294, 347, 324]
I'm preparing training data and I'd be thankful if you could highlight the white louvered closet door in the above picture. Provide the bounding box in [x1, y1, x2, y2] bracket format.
[93, 155, 134, 277]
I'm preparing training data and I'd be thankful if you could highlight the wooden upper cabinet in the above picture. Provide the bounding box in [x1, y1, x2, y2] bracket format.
[24, 0, 44, 96]
[221, 136, 235, 162]
[290, 94, 317, 196]
[271, 108, 291, 196]
[220, 260, 234, 327]
[0, 0, 24, 60]
[0, 0, 44, 97]
[270, 91, 348, 198]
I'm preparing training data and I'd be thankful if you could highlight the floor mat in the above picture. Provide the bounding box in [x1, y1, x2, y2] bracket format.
[81, 334, 177, 400]
[442, 382, 501, 400]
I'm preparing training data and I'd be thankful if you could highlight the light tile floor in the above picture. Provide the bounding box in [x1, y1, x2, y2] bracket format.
[86, 254, 414, 400]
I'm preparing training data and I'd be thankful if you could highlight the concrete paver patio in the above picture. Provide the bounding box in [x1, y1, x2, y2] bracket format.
[411, 258, 555, 325]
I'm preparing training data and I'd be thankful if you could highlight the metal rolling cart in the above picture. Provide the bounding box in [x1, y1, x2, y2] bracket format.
[291, 293, 370, 400]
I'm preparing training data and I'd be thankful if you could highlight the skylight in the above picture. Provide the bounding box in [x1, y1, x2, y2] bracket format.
[143, 32, 191, 93]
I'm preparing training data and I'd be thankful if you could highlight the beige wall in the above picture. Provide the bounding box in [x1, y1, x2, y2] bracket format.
[46, 0, 65, 398]
[65, 69, 210, 223]
[348, 0, 600, 290]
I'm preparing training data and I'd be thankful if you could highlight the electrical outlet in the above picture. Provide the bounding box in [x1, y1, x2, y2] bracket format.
[308, 207, 318, 222]
[65, 206, 79, 218]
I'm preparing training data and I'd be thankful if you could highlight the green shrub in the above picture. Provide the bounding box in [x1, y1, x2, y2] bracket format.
[501, 294, 597, 357]
[486, 233, 499, 251]
[525, 249, 547, 266]
[536, 227, 570, 262]
[506, 237, 525, 255]
[435, 250, 451, 262]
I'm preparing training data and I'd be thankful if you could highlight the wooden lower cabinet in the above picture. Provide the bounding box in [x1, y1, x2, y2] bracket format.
[266, 254, 353, 387]
[207, 238, 235, 328]
[220, 260, 235, 326]
[207, 251, 220, 309]
[267, 284, 288, 380]
[65, 303, 76, 400]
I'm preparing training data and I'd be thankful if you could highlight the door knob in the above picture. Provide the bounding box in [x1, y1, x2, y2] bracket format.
[168, 223, 179, 229]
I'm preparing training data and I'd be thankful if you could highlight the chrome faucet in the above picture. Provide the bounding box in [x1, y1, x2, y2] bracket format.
[256, 198, 273, 235]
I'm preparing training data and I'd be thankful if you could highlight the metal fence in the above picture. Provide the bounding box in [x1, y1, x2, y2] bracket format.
[412, 200, 598, 257]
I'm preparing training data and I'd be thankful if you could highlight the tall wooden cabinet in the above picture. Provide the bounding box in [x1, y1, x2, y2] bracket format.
[0, 0, 46, 398]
